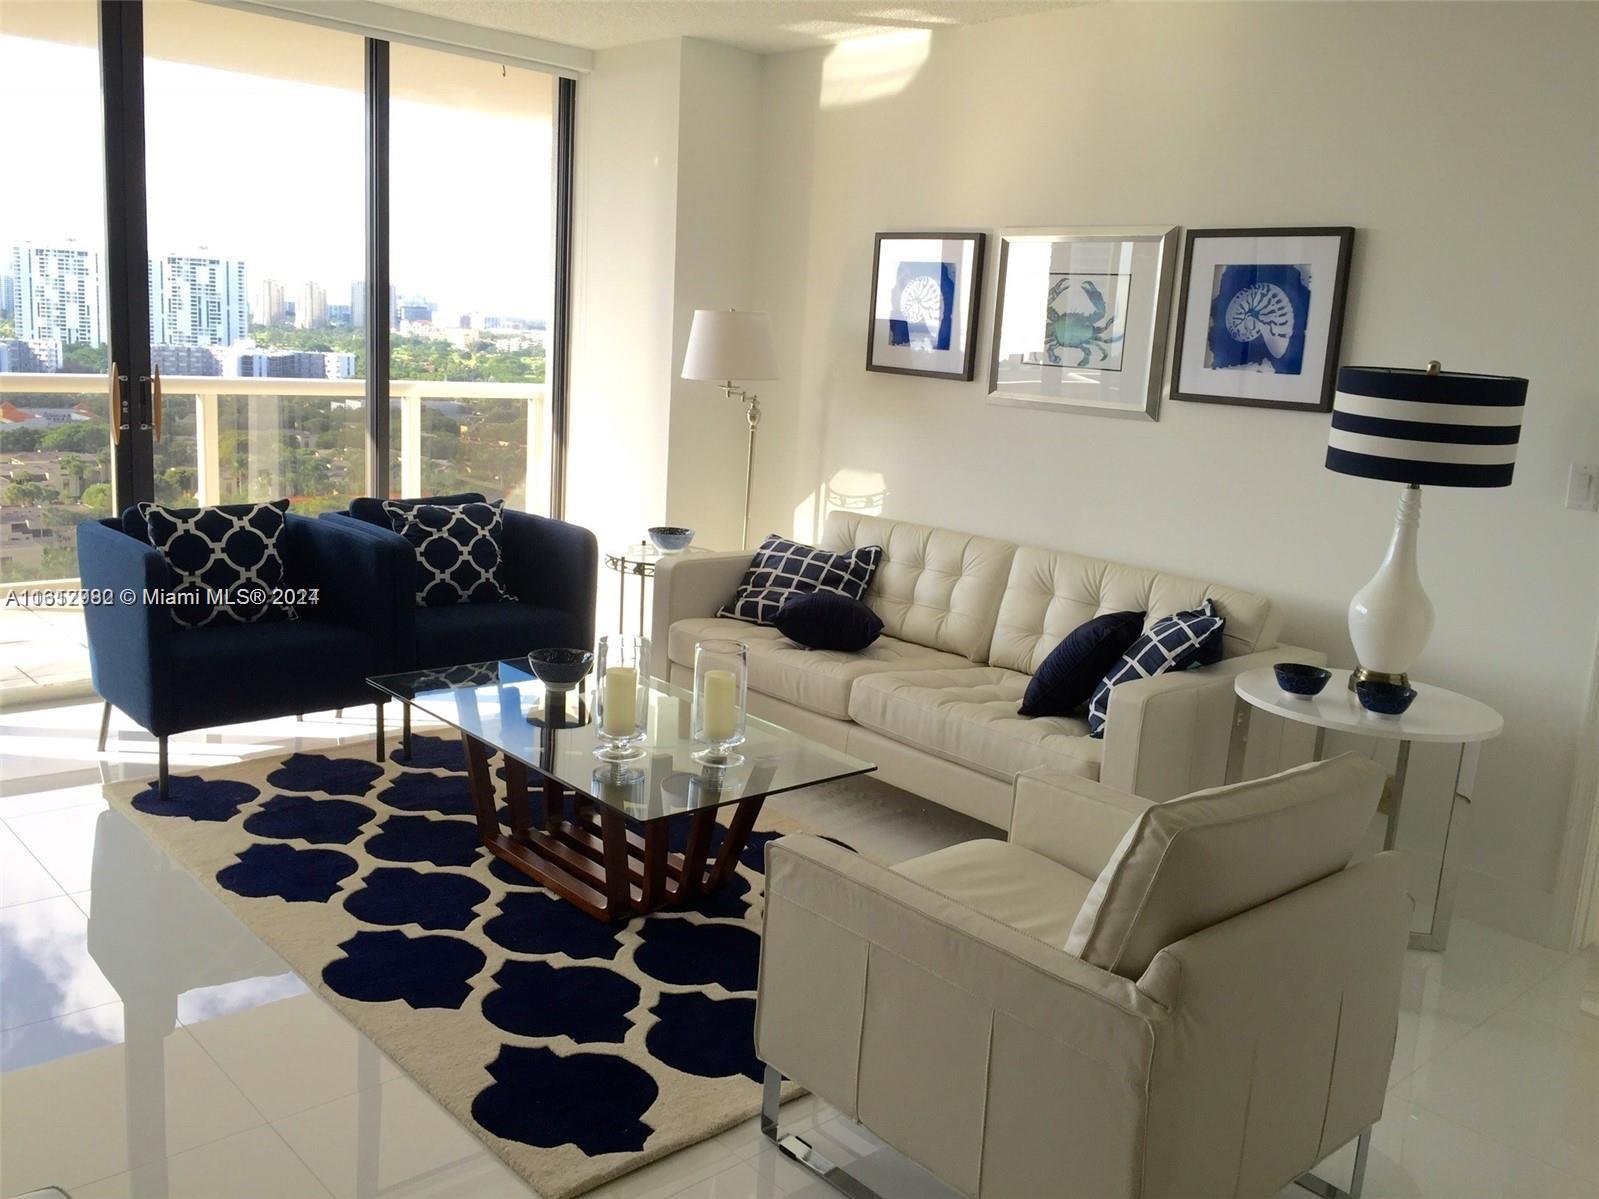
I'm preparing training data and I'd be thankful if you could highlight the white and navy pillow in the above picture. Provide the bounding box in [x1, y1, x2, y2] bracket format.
[1086, 599, 1226, 737]
[140, 499, 296, 629]
[719, 535, 882, 626]
[383, 499, 513, 608]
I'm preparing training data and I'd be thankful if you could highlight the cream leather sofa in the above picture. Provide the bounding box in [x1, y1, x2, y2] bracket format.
[652, 512, 1321, 828]
[756, 757, 1410, 1199]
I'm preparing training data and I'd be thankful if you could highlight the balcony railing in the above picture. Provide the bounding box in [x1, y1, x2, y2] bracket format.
[0, 371, 548, 506]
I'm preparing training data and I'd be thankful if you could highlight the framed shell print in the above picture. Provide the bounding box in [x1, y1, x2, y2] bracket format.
[866, 232, 986, 381]
[987, 225, 1178, 420]
[1171, 227, 1355, 411]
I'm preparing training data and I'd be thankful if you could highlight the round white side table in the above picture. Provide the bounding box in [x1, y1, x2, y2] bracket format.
[603, 544, 710, 635]
[1229, 667, 1502, 951]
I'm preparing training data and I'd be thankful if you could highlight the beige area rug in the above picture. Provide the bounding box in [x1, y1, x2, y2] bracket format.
[102, 733, 819, 1198]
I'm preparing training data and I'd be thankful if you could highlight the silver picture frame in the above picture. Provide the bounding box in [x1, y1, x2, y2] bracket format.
[987, 225, 1179, 420]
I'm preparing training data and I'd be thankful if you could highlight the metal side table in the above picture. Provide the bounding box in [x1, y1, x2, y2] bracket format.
[603, 543, 710, 635]
[1228, 667, 1502, 951]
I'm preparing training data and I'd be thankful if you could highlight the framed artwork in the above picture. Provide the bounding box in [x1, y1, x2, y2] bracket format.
[866, 232, 986, 380]
[987, 225, 1178, 420]
[1171, 227, 1355, 411]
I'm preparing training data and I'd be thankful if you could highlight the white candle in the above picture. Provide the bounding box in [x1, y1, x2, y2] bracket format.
[602, 665, 638, 736]
[701, 668, 739, 741]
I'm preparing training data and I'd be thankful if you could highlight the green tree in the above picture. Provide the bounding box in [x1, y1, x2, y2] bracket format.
[60, 341, 110, 373]
[80, 482, 113, 513]
[4, 481, 52, 506]
[0, 425, 42, 452]
[40, 422, 108, 453]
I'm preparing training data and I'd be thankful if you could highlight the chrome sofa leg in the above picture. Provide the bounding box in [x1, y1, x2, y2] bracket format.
[760, 1064, 885, 1199]
[1296, 1127, 1371, 1199]
[97, 701, 112, 752]
[157, 736, 169, 800]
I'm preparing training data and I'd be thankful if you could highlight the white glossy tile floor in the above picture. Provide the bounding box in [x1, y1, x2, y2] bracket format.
[1, 699, 1595, 1199]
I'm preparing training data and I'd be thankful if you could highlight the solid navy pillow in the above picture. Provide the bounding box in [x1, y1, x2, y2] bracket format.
[1019, 610, 1145, 718]
[348, 492, 485, 526]
[775, 591, 884, 652]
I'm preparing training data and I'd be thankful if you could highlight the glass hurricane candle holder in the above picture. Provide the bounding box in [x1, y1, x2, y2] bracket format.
[594, 633, 649, 760]
[692, 638, 748, 765]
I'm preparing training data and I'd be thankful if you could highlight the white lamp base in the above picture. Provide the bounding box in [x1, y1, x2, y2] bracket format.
[1348, 483, 1435, 690]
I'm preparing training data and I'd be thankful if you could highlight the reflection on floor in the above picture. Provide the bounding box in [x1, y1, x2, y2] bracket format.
[0, 701, 1595, 1199]
[0, 604, 92, 700]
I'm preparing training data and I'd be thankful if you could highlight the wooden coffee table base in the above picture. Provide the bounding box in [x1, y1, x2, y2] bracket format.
[461, 734, 765, 922]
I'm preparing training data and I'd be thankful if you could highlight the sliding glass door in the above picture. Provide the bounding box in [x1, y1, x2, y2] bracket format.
[0, 0, 572, 698]
[142, 1, 368, 512]
[388, 45, 559, 513]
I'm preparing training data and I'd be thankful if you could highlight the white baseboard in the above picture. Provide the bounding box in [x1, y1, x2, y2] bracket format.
[1455, 867, 1559, 947]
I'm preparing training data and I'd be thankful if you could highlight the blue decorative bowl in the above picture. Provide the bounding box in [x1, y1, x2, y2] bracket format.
[1356, 679, 1417, 716]
[648, 526, 695, 553]
[528, 648, 593, 689]
[1274, 662, 1331, 696]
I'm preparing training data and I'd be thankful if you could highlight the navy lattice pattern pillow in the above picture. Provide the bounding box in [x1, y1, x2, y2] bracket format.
[140, 499, 296, 629]
[384, 500, 512, 607]
[719, 534, 882, 626]
[1086, 599, 1226, 737]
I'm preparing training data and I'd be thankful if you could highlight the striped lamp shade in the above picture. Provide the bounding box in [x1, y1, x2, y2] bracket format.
[1327, 365, 1527, 488]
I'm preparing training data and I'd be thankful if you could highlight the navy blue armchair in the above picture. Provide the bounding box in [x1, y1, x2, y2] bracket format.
[78, 513, 404, 796]
[322, 495, 598, 755]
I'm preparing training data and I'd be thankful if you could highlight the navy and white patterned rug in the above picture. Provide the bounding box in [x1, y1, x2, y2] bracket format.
[105, 735, 804, 1198]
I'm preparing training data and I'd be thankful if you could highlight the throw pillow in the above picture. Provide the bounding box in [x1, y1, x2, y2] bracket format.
[349, 492, 485, 526]
[383, 499, 513, 607]
[1018, 610, 1145, 718]
[718, 534, 882, 626]
[139, 499, 296, 629]
[1086, 599, 1226, 737]
[775, 591, 884, 652]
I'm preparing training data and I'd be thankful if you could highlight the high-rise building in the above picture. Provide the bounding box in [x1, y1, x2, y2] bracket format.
[150, 344, 221, 376]
[252, 278, 286, 326]
[11, 242, 103, 345]
[327, 303, 352, 327]
[350, 282, 398, 330]
[227, 348, 355, 379]
[0, 271, 15, 320]
[295, 282, 328, 330]
[149, 252, 248, 347]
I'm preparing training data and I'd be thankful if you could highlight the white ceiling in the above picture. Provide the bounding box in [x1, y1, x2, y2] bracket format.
[371, 0, 1076, 54]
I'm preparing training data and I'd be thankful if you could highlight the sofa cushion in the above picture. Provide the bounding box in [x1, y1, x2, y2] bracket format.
[988, 544, 1278, 675]
[895, 839, 1093, 946]
[668, 617, 968, 720]
[1065, 754, 1385, 980]
[719, 534, 882, 626]
[1018, 609, 1144, 717]
[848, 666, 1103, 782]
[775, 591, 884, 652]
[823, 512, 1016, 662]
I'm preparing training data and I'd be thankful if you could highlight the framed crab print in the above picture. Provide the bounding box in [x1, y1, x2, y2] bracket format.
[1171, 227, 1355, 411]
[866, 231, 986, 380]
[987, 225, 1178, 420]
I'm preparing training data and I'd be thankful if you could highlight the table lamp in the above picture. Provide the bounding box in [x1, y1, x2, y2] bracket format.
[1326, 361, 1527, 688]
[681, 309, 779, 549]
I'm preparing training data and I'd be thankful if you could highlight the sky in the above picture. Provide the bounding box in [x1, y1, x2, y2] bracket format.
[0, 35, 555, 323]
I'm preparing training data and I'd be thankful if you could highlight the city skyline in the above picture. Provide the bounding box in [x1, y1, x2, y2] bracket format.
[2, 34, 555, 323]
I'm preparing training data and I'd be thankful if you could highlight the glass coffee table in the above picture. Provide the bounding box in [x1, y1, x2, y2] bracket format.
[369, 659, 874, 922]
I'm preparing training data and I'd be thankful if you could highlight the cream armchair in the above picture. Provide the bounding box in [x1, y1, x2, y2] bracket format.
[755, 757, 1410, 1199]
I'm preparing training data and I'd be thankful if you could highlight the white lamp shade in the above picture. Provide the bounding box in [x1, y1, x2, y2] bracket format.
[681, 309, 778, 381]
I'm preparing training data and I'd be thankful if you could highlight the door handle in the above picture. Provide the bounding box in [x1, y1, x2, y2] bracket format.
[152, 369, 164, 441]
[110, 362, 122, 446]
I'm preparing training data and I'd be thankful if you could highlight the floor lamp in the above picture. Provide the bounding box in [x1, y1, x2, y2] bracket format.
[681, 309, 778, 549]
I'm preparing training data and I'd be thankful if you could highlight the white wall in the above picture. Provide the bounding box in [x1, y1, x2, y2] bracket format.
[745, 2, 1599, 943]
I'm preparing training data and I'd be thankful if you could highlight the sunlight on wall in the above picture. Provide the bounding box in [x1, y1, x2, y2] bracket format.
[818, 28, 932, 109]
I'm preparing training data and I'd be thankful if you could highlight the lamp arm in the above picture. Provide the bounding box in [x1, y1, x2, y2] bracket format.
[720, 381, 761, 549]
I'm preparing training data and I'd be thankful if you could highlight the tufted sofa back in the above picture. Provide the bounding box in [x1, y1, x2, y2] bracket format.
[823, 512, 1016, 661]
[988, 545, 1281, 675]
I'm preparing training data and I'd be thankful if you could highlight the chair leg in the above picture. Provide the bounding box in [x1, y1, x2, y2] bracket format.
[401, 702, 412, 760]
[760, 1065, 884, 1199]
[1296, 1127, 1372, 1199]
[157, 736, 169, 800]
[97, 701, 113, 752]
[374, 701, 385, 760]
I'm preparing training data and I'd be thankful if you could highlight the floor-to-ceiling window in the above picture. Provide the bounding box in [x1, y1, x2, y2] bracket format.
[0, 2, 572, 700]
[387, 45, 559, 513]
[0, 1, 112, 696]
